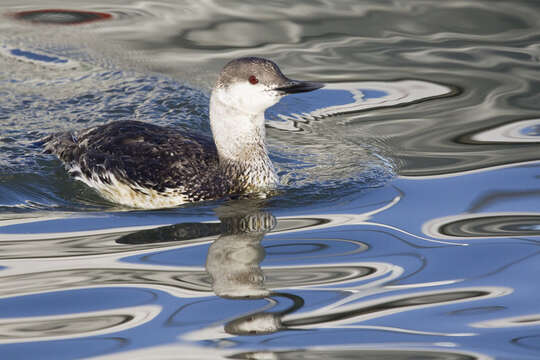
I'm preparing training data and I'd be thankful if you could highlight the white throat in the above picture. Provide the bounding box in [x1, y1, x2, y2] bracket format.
[210, 86, 278, 191]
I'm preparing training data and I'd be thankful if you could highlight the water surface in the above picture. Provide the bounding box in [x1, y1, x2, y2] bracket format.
[1, 1, 540, 359]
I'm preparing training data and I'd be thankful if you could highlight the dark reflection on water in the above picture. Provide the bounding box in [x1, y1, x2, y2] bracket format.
[11, 9, 113, 25]
[0, 305, 158, 342]
[284, 290, 493, 328]
[439, 215, 540, 238]
[229, 348, 483, 360]
[118, 222, 222, 245]
[513, 335, 540, 351]
[459, 118, 540, 145]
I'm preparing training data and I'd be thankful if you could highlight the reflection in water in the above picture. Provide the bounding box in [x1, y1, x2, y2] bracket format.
[267, 81, 456, 131]
[473, 313, 540, 328]
[207, 203, 303, 335]
[230, 348, 490, 360]
[223, 292, 304, 336]
[10, 9, 113, 25]
[197, 203, 508, 339]
[423, 213, 540, 239]
[0, 305, 160, 344]
[513, 335, 540, 351]
[281, 287, 508, 331]
[0, 200, 516, 359]
[0, 45, 79, 70]
[440, 214, 540, 238]
[86, 345, 492, 360]
[0, 189, 524, 360]
[119, 222, 222, 245]
[464, 118, 540, 144]
[207, 208, 274, 299]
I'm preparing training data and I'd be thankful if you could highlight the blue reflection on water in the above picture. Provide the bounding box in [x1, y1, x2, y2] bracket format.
[267, 89, 356, 120]
[0, 287, 160, 318]
[267, 88, 387, 121]
[9, 48, 68, 64]
[2, 339, 125, 360]
[361, 89, 387, 99]
[385, 162, 540, 238]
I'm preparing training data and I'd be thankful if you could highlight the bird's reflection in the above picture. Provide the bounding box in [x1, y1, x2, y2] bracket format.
[113, 198, 507, 340]
[207, 201, 304, 335]
[207, 203, 274, 299]
[223, 291, 304, 335]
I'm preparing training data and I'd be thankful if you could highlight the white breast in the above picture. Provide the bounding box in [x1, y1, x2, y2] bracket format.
[69, 165, 189, 208]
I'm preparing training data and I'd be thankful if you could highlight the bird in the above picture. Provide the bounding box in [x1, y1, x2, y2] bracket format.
[43, 57, 324, 208]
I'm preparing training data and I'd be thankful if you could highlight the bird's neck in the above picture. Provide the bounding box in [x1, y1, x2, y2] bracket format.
[210, 94, 277, 193]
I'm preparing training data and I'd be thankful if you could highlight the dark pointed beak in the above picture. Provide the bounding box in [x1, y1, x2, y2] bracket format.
[274, 79, 324, 94]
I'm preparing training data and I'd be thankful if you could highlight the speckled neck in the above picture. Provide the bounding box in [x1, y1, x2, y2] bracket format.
[219, 144, 277, 193]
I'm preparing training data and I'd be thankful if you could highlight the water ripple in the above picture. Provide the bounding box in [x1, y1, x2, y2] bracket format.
[1, 1, 540, 359]
[423, 212, 540, 239]
[0, 305, 160, 344]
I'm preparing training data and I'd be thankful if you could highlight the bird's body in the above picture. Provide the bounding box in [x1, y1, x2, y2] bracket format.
[44, 57, 323, 208]
[44, 120, 230, 207]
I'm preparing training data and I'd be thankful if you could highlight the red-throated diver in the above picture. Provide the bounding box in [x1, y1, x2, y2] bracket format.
[43, 57, 324, 208]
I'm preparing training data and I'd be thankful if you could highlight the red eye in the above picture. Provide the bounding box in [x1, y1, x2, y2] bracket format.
[249, 75, 258, 85]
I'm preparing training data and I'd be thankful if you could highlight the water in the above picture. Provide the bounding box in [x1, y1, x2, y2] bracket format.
[0, 1, 540, 358]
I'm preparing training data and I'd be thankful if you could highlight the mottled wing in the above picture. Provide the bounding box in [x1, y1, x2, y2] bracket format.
[44, 120, 228, 201]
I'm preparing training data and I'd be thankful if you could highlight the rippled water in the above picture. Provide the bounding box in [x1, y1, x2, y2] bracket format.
[1, 1, 540, 359]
